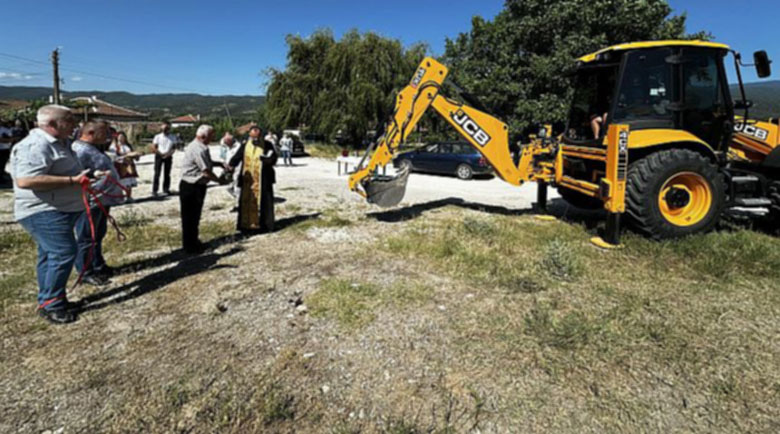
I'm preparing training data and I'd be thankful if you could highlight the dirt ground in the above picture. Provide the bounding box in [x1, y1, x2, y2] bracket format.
[1, 149, 778, 433]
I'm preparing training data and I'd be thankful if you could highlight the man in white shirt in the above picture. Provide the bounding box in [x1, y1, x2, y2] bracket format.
[279, 133, 293, 166]
[151, 122, 176, 196]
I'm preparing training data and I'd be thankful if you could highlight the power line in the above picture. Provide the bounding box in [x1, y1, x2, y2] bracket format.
[0, 50, 219, 94]
[58, 65, 200, 93]
[0, 52, 50, 66]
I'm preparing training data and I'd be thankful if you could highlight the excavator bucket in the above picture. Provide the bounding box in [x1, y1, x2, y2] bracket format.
[364, 165, 410, 208]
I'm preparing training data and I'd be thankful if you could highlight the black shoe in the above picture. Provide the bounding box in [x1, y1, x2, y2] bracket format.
[65, 299, 83, 311]
[83, 274, 111, 286]
[97, 265, 116, 277]
[38, 307, 77, 324]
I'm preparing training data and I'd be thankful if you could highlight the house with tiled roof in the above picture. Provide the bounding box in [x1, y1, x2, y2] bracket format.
[170, 114, 200, 128]
[70, 96, 149, 122]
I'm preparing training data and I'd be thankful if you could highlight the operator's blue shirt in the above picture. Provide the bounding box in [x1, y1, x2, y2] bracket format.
[72, 140, 124, 207]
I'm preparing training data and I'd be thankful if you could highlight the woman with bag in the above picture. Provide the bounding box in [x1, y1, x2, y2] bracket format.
[107, 132, 142, 201]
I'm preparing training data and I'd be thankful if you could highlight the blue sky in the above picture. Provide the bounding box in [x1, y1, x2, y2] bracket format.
[0, 0, 775, 96]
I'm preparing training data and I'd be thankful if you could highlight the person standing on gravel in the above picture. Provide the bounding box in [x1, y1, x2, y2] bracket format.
[179, 124, 228, 254]
[228, 125, 277, 234]
[218, 132, 241, 205]
[279, 133, 293, 166]
[151, 122, 176, 197]
[11, 105, 91, 324]
[72, 121, 125, 287]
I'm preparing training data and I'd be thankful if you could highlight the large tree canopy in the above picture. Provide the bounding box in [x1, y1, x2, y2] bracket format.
[443, 0, 709, 136]
[264, 29, 426, 145]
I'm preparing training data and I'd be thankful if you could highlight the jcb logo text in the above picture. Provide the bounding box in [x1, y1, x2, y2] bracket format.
[452, 110, 491, 146]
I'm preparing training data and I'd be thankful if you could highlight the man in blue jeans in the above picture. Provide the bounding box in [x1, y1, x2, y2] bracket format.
[72, 121, 125, 286]
[11, 105, 90, 324]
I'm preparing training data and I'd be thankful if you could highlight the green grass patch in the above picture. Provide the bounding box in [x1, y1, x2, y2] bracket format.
[307, 278, 432, 330]
[306, 142, 344, 159]
[0, 228, 37, 310]
[384, 214, 587, 294]
[289, 211, 353, 232]
[115, 209, 153, 228]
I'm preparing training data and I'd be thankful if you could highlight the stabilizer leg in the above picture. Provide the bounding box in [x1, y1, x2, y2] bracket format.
[536, 182, 548, 212]
[591, 212, 623, 249]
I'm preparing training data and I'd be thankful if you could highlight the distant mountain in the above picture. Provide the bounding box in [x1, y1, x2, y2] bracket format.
[2, 80, 777, 122]
[0, 85, 264, 119]
[731, 80, 780, 120]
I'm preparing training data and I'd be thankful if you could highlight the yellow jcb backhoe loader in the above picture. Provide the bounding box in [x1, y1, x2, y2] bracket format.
[348, 40, 775, 245]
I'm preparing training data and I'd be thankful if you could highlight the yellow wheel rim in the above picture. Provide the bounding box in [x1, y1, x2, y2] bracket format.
[658, 172, 713, 227]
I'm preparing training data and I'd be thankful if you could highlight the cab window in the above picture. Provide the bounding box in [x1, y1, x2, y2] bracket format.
[681, 49, 730, 148]
[612, 48, 674, 129]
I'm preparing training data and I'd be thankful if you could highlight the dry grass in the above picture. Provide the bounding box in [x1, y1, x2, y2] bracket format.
[1, 203, 779, 433]
[378, 210, 780, 432]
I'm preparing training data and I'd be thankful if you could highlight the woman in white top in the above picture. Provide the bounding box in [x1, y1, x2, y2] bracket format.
[107, 132, 142, 200]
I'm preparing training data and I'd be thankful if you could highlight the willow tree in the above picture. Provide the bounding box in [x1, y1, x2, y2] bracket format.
[265, 29, 427, 146]
[444, 0, 710, 136]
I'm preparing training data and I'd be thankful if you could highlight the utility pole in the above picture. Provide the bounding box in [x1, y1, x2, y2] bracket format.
[51, 48, 61, 105]
[223, 102, 234, 129]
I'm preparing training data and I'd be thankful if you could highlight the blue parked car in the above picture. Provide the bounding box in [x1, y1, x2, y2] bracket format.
[393, 142, 492, 180]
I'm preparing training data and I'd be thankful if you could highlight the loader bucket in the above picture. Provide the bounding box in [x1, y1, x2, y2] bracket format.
[364, 166, 410, 208]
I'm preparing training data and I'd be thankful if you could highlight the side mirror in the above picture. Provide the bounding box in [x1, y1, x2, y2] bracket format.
[734, 100, 753, 110]
[754, 50, 772, 78]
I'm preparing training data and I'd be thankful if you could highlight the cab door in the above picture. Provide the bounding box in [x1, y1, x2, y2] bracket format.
[680, 49, 733, 150]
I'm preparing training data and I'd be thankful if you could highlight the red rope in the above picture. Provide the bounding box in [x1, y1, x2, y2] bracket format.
[38, 174, 130, 310]
[70, 176, 128, 288]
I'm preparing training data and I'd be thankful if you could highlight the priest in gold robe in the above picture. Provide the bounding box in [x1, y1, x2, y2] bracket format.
[228, 126, 277, 233]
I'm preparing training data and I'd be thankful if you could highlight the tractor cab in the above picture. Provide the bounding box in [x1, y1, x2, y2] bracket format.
[564, 41, 749, 153]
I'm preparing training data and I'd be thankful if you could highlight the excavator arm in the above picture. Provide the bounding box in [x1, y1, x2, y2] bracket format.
[348, 57, 536, 207]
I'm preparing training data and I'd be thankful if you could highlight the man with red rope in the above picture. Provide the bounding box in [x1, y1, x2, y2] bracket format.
[10, 105, 91, 324]
[72, 121, 126, 286]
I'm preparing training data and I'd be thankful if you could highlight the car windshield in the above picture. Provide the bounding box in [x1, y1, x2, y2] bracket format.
[566, 65, 618, 141]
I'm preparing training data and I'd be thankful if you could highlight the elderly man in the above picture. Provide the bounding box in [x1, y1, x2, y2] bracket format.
[179, 124, 227, 254]
[11, 105, 90, 324]
[151, 122, 176, 196]
[72, 121, 125, 286]
[218, 132, 241, 202]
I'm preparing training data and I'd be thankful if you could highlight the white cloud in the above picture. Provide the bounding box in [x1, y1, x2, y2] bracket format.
[71, 76, 83, 82]
[0, 71, 34, 81]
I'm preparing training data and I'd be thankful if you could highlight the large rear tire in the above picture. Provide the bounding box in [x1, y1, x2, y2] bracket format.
[626, 149, 725, 239]
[767, 181, 780, 231]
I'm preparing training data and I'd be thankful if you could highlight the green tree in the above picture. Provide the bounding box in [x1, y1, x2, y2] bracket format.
[443, 0, 710, 136]
[265, 29, 427, 146]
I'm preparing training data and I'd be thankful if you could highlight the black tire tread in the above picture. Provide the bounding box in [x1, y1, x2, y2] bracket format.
[625, 149, 725, 239]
